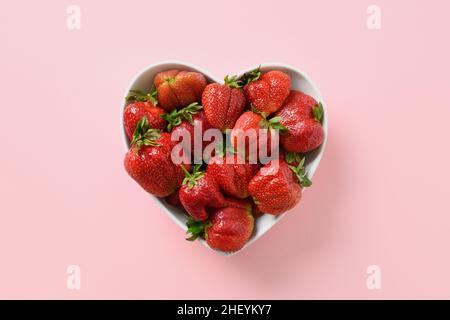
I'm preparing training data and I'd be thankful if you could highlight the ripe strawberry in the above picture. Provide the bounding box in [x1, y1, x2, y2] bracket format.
[165, 191, 181, 207]
[251, 201, 265, 218]
[186, 202, 254, 252]
[230, 111, 286, 162]
[178, 165, 229, 221]
[124, 117, 185, 197]
[248, 159, 311, 215]
[163, 104, 213, 163]
[242, 68, 291, 115]
[154, 70, 207, 111]
[123, 101, 166, 140]
[275, 90, 324, 153]
[201, 76, 246, 131]
[207, 154, 259, 199]
[179, 165, 248, 221]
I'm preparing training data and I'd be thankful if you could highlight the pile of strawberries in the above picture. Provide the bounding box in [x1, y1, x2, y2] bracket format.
[123, 66, 325, 253]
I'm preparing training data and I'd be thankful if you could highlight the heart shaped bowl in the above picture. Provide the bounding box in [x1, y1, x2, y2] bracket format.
[121, 61, 328, 255]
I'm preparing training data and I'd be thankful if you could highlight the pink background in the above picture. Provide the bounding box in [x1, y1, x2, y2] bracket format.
[1, 0, 449, 299]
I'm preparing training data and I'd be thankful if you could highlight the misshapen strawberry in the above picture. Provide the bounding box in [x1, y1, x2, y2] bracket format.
[248, 158, 311, 215]
[124, 117, 185, 197]
[123, 101, 166, 140]
[186, 201, 254, 252]
[179, 165, 229, 221]
[154, 70, 207, 111]
[202, 76, 246, 131]
[275, 90, 325, 153]
[242, 68, 291, 115]
[207, 154, 259, 199]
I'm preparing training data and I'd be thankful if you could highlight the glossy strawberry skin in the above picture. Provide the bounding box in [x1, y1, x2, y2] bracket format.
[244, 71, 291, 115]
[124, 133, 184, 197]
[123, 101, 166, 140]
[207, 154, 259, 199]
[154, 70, 207, 111]
[275, 91, 324, 153]
[202, 83, 246, 131]
[206, 204, 254, 252]
[248, 160, 302, 215]
[179, 172, 227, 221]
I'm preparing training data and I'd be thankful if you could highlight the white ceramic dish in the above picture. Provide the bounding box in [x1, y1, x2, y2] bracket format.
[121, 61, 327, 256]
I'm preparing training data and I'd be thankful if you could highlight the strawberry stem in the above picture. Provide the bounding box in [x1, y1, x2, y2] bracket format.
[125, 88, 158, 105]
[160, 102, 202, 131]
[130, 116, 161, 153]
[289, 157, 312, 187]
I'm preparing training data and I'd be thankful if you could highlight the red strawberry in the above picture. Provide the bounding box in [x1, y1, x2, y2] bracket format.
[202, 76, 246, 131]
[207, 154, 259, 199]
[242, 68, 291, 115]
[186, 202, 254, 252]
[275, 90, 325, 153]
[164, 104, 213, 163]
[230, 111, 286, 162]
[165, 191, 181, 207]
[178, 165, 229, 221]
[154, 70, 207, 111]
[124, 117, 185, 197]
[248, 159, 311, 215]
[123, 101, 166, 140]
[251, 201, 265, 218]
[179, 165, 247, 221]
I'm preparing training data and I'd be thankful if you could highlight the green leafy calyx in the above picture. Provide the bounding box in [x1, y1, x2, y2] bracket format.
[125, 87, 158, 105]
[224, 75, 242, 89]
[238, 65, 262, 85]
[130, 116, 161, 153]
[257, 113, 288, 133]
[312, 102, 324, 123]
[289, 157, 312, 188]
[160, 102, 202, 131]
[181, 164, 204, 189]
[285, 152, 302, 164]
[186, 216, 212, 241]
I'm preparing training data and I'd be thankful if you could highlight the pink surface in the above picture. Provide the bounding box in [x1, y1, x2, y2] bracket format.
[0, 0, 449, 299]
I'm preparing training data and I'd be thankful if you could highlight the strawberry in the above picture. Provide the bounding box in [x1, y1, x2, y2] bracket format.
[123, 101, 166, 140]
[186, 202, 254, 252]
[207, 154, 259, 199]
[154, 70, 207, 111]
[275, 90, 325, 153]
[179, 165, 248, 221]
[248, 158, 311, 215]
[165, 191, 182, 207]
[230, 111, 286, 162]
[201, 76, 246, 131]
[251, 201, 265, 218]
[163, 104, 213, 163]
[178, 165, 228, 221]
[124, 117, 185, 197]
[242, 68, 291, 115]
